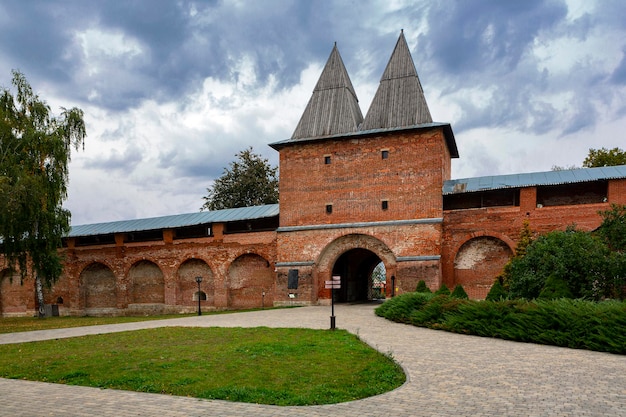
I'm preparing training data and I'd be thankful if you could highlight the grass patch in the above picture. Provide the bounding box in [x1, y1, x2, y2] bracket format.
[0, 315, 191, 334]
[376, 293, 626, 354]
[0, 307, 290, 334]
[0, 327, 405, 405]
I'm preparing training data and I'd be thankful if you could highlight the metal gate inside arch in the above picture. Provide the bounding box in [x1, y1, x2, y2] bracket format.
[331, 248, 386, 302]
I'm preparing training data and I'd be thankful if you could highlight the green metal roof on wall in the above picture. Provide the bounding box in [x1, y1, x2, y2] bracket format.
[68, 204, 279, 238]
[443, 165, 626, 195]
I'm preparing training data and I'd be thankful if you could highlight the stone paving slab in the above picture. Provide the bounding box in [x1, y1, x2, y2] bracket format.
[0, 303, 625, 416]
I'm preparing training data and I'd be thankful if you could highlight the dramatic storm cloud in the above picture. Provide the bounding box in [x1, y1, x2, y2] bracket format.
[1, 0, 624, 224]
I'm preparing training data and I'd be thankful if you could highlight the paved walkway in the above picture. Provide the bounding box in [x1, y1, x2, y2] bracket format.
[0, 303, 625, 416]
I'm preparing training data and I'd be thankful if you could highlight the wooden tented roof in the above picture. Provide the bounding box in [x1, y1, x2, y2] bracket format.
[271, 31, 457, 157]
[361, 30, 432, 130]
[290, 43, 363, 140]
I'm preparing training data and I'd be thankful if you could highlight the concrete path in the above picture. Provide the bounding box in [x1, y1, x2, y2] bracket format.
[0, 303, 624, 416]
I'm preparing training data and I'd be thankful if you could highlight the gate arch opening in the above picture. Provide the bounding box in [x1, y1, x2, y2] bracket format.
[316, 234, 395, 303]
[331, 249, 386, 303]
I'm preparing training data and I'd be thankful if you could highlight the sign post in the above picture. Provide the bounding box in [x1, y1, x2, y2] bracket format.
[325, 275, 341, 329]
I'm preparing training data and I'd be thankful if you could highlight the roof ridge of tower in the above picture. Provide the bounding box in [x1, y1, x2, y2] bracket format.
[290, 43, 363, 140]
[361, 30, 433, 130]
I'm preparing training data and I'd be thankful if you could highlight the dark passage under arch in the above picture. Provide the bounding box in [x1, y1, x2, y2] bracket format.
[332, 248, 384, 302]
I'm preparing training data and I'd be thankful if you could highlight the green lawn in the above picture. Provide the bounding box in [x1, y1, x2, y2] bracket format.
[0, 308, 286, 334]
[0, 315, 193, 334]
[0, 327, 405, 405]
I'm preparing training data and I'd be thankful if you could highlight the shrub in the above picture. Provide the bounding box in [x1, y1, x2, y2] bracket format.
[374, 292, 433, 323]
[485, 280, 508, 301]
[377, 294, 626, 354]
[415, 280, 431, 293]
[409, 294, 448, 326]
[450, 285, 468, 299]
[538, 274, 573, 300]
[597, 204, 626, 252]
[434, 284, 450, 296]
[507, 228, 611, 300]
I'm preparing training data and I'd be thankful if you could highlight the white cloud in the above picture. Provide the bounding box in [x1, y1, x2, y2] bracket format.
[75, 28, 145, 76]
[2, 0, 624, 226]
[64, 58, 322, 224]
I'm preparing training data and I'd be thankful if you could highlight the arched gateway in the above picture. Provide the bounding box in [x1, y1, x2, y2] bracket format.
[315, 234, 396, 302]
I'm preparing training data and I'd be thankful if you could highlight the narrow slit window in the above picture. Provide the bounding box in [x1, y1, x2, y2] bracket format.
[326, 204, 333, 214]
[381, 150, 389, 160]
[382, 200, 389, 210]
[324, 155, 331, 164]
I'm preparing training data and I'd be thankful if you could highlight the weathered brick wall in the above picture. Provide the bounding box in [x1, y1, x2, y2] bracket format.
[227, 253, 274, 309]
[275, 126, 451, 303]
[28, 230, 277, 316]
[453, 236, 513, 299]
[0, 269, 37, 316]
[2, 145, 624, 315]
[278, 127, 451, 227]
[441, 184, 618, 297]
[276, 222, 443, 303]
[609, 179, 626, 204]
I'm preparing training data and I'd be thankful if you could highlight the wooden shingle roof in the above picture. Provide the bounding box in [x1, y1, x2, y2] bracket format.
[272, 31, 457, 158]
[361, 30, 432, 130]
[290, 44, 363, 140]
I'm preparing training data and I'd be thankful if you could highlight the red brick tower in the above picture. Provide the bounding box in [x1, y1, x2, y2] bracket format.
[270, 31, 459, 304]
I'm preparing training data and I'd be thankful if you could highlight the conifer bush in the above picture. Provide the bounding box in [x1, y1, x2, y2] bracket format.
[485, 280, 508, 301]
[374, 292, 433, 323]
[434, 283, 450, 295]
[376, 294, 626, 354]
[415, 280, 431, 293]
[450, 285, 468, 299]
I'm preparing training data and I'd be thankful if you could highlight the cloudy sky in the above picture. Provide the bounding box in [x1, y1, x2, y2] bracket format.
[1, 0, 625, 225]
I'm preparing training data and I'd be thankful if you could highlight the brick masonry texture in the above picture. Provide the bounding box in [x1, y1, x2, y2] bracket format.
[1, 129, 625, 315]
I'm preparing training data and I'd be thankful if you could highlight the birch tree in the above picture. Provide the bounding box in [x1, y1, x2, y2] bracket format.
[0, 70, 86, 316]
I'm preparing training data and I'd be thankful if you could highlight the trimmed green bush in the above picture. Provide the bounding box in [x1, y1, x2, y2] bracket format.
[450, 285, 468, 299]
[374, 292, 433, 323]
[485, 280, 507, 301]
[434, 283, 450, 295]
[376, 294, 626, 354]
[415, 280, 432, 293]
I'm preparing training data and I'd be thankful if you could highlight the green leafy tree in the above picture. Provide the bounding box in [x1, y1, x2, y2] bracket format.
[500, 220, 534, 292]
[507, 227, 611, 300]
[201, 147, 278, 211]
[537, 274, 573, 300]
[596, 204, 626, 252]
[583, 147, 626, 167]
[0, 70, 86, 316]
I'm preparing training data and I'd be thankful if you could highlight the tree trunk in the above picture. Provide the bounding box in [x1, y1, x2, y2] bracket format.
[35, 274, 46, 318]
